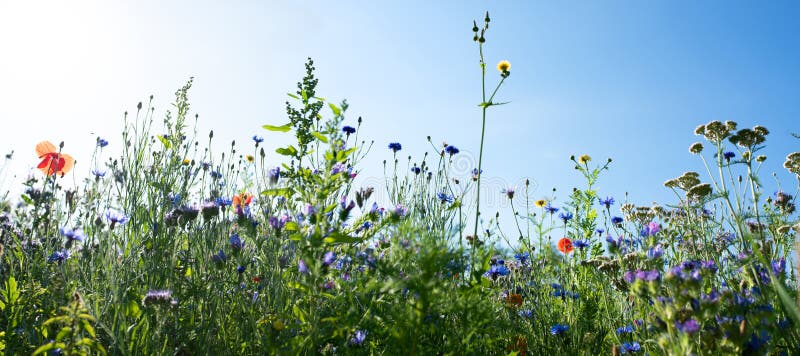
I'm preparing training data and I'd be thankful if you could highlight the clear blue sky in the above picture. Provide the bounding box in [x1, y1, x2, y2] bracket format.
[1, 1, 798, 221]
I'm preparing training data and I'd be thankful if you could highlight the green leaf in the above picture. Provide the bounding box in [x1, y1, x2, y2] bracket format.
[293, 304, 307, 323]
[32, 342, 62, 356]
[20, 194, 33, 205]
[324, 232, 362, 244]
[312, 131, 328, 143]
[284, 221, 299, 232]
[81, 320, 97, 338]
[329, 103, 341, 116]
[157, 135, 172, 149]
[275, 146, 298, 157]
[287, 93, 300, 100]
[336, 147, 357, 162]
[262, 123, 292, 132]
[261, 188, 292, 198]
[301, 90, 308, 102]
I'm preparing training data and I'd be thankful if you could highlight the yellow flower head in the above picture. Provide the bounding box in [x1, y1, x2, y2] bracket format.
[535, 199, 548, 208]
[246, 155, 255, 163]
[497, 60, 511, 73]
[182, 158, 191, 166]
[578, 155, 591, 164]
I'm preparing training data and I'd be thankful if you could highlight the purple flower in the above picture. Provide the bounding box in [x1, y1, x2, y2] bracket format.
[331, 163, 346, 175]
[392, 204, 408, 217]
[298, 260, 309, 274]
[212, 250, 227, 264]
[342, 126, 356, 135]
[350, 330, 367, 345]
[647, 245, 664, 259]
[97, 138, 109, 147]
[142, 289, 173, 305]
[303, 203, 316, 216]
[611, 216, 624, 225]
[644, 270, 661, 281]
[268, 167, 281, 185]
[675, 319, 700, 334]
[772, 258, 786, 275]
[92, 169, 106, 178]
[323, 251, 336, 266]
[388, 142, 402, 152]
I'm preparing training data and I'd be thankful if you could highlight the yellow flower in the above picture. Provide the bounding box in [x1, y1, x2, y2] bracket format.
[578, 155, 591, 164]
[496, 60, 511, 73]
[245, 155, 255, 163]
[182, 158, 191, 165]
[535, 199, 547, 208]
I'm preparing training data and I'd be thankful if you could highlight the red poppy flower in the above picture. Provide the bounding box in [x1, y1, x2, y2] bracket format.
[557, 237, 573, 254]
[232, 193, 253, 211]
[36, 141, 74, 177]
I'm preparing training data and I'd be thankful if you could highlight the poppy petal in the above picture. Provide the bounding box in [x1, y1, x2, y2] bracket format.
[36, 141, 57, 158]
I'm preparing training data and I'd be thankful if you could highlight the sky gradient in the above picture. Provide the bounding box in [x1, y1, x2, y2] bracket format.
[1, 1, 798, 222]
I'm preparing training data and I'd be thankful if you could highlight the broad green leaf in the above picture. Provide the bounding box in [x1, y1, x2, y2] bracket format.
[293, 304, 306, 323]
[324, 232, 361, 244]
[275, 146, 298, 157]
[284, 221, 299, 231]
[262, 123, 292, 132]
[301, 90, 308, 102]
[312, 131, 328, 143]
[20, 194, 33, 205]
[157, 135, 171, 149]
[261, 188, 292, 198]
[329, 103, 341, 116]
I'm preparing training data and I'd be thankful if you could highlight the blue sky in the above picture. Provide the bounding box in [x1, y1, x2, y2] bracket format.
[1, 1, 798, 223]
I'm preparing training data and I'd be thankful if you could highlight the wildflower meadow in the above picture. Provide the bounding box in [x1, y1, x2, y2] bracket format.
[2, 9, 800, 356]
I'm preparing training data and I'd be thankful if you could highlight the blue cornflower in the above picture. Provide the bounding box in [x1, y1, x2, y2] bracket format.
[91, 169, 106, 178]
[558, 211, 573, 224]
[97, 138, 109, 148]
[268, 167, 281, 184]
[388, 142, 402, 152]
[723, 151, 735, 161]
[229, 234, 244, 250]
[483, 264, 510, 279]
[59, 227, 85, 243]
[616, 325, 634, 334]
[611, 216, 624, 225]
[550, 324, 569, 336]
[518, 309, 533, 318]
[105, 209, 130, 226]
[596, 228, 605, 236]
[621, 342, 641, 353]
[545, 203, 559, 214]
[392, 204, 408, 217]
[252, 135, 264, 144]
[236, 265, 246, 274]
[212, 250, 227, 264]
[436, 192, 454, 203]
[215, 197, 233, 207]
[410, 166, 421, 174]
[350, 330, 367, 345]
[48, 250, 70, 263]
[573, 239, 590, 249]
[514, 252, 529, 264]
[445, 145, 459, 155]
[599, 196, 614, 208]
[342, 126, 356, 135]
